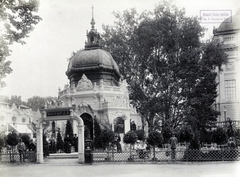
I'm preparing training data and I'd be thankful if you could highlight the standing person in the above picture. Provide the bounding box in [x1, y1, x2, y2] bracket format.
[169, 133, 178, 160]
[130, 121, 136, 131]
[115, 134, 122, 152]
[73, 134, 78, 152]
[17, 139, 26, 162]
[28, 139, 36, 152]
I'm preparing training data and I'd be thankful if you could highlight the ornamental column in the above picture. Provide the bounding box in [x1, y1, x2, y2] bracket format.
[77, 124, 84, 163]
[36, 126, 43, 163]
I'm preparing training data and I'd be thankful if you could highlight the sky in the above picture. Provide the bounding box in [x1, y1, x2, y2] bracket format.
[0, 0, 239, 101]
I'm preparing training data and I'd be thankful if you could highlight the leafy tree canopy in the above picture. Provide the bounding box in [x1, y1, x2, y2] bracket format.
[102, 1, 227, 134]
[0, 0, 41, 87]
[0, 95, 57, 111]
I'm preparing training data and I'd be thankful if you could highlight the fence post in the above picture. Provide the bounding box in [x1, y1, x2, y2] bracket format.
[112, 148, 114, 161]
[221, 148, 224, 161]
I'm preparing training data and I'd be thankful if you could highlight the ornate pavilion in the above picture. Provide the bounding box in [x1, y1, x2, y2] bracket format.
[55, 14, 141, 143]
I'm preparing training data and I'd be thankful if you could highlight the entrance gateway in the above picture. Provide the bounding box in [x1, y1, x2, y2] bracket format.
[36, 107, 85, 163]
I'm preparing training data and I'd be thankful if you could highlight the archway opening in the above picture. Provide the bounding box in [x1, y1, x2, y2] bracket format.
[80, 113, 93, 140]
[114, 117, 125, 134]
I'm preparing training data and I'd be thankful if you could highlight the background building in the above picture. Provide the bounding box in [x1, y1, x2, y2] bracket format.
[0, 102, 36, 138]
[213, 9, 240, 124]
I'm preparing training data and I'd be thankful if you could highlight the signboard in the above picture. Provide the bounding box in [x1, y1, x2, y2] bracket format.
[46, 110, 71, 117]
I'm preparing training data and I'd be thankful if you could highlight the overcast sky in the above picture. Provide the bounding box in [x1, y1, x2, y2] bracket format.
[0, 0, 239, 101]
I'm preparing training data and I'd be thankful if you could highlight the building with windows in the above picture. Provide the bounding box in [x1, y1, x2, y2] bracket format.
[213, 9, 240, 123]
[0, 102, 36, 138]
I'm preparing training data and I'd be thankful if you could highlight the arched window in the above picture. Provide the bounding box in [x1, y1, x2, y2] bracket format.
[22, 117, 26, 123]
[114, 117, 124, 134]
[90, 36, 94, 43]
[12, 116, 16, 123]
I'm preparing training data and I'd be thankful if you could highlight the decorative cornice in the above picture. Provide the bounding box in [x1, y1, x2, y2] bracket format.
[77, 74, 93, 91]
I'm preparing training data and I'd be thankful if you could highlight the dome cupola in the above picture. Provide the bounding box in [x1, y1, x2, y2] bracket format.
[66, 7, 120, 87]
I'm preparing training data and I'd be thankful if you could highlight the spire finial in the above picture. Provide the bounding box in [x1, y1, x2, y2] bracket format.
[91, 5, 95, 29]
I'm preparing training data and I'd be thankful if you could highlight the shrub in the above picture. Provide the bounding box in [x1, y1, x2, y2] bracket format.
[162, 126, 172, 143]
[6, 132, 18, 148]
[56, 131, 64, 152]
[212, 127, 228, 145]
[0, 134, 6, 151]
[21, 134, 30, 148]
[123, 131, 138, 161]
[100, 129, 115, 149]
[123, 131, 138, 145]
[147, 131, 162, 147]
[93, 118, 102, 149]
[189, 134, 201, 150]
[135, 129, 145, 141]
[179, 125, 194, 143]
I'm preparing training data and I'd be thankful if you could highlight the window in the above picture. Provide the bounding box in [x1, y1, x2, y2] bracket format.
[12, 116, 16, 122]
[22, 118, 26, 123]
[225, 80, 236, 101]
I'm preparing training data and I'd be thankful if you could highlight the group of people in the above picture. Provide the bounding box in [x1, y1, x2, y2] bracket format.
[134, 140, 151, 158]
[17, 138, 36, 162]
[133, 133, 178, 160]
[112, 133, 122, 152]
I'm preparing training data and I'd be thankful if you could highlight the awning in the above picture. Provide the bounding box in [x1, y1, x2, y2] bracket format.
[8, 124, 32, 134]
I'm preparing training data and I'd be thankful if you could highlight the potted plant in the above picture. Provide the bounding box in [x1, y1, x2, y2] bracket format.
[147, 131, 163, 161]
[100, 129, 114, 161]
[123, 131, 138, 161]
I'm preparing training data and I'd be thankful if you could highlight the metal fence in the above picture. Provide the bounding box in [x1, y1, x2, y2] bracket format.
[0, 151, 36, 163]
[92, 148, 239, 163]
[0, 148, 238, 164]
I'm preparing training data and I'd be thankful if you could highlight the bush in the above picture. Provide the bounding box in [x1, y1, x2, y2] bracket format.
[147, 131, 162, 147]
[189, 134, 201, 150]
[179, 125, 194, 143]
[135, 129, 145, 141]
[93, 118, 102, 149]
[123, 131, 138, 161]
[0, 134, 5, 151]
[6, 132, 18, 147]
[123, 131, 138, 145]
[212, 127, 228, 145]
[100, 129, 115, 149]
[56, 131, 64, 152]
[162, 126, 172, 143]
[21, 134, 30, 148]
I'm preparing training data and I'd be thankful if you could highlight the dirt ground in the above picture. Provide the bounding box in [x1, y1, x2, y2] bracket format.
[0, 160, 239, 177]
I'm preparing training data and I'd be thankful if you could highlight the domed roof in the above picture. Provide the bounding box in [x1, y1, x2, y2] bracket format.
[217, 11, 240, 32]
[67, 48, 120, 74]
[66, 9, 121, 86]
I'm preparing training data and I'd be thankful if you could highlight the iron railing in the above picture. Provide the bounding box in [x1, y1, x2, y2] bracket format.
[0, 151, 36, 163]
[0, 148, 238, 163]
[92, 147, 239, 162]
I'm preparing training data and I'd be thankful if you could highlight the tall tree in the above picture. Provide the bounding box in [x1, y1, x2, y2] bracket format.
[26, 96, 45, 111]
[102, 1, 227, 134]
[65, 120, 73, 143]
[0, 0, 41, 87]
[56, 129, 64, 152]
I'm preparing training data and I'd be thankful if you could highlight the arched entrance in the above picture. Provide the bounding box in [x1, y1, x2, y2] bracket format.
[114, 117, 125, 134]
[36, 108, 85, 164]
[81, 113, 93, 140]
